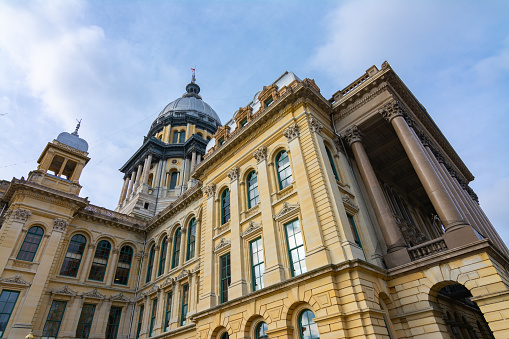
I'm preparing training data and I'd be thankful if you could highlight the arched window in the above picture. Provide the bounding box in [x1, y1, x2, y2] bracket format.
[276, 150, 292, 189]
[172, 132, 179, 144]
[169, 172, 179, 189]
[159, 237, 168, 276]
[16, 226, 44, 262]
[179, 131, 186, 143]
[114, 245, 133, 285]
[247, 171, 259, 209]
[325, 146, 339, 181]
[60, 234, 87, 277]
[146, 245, 155, 283]
[221, 189, 230, 225]
[298, 309, 319, 339]
[187, 218, 197, 260]
[172, 228, 182, 269]
[220, 332, 229, 339]
[255, 322, 269, 339]
[88, 240, 111, 281]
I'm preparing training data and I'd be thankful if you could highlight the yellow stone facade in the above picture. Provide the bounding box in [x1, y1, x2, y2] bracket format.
[1, 62, 508, 339]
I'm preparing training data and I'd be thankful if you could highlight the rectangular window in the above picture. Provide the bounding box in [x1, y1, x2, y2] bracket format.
[75, 304, 96, 339]
[149, 299, 157, 337]
[164, 292, 172, 331]
[240, 118, 248, 127]
[264, 97, 273, 107]
[0, 290, 20, 337]
[180, 284, 189, 326]
[220, 253, 231, 303]
[105, 306, 122, 339]
[136, 305, 144, 339]
[347, 214, 362, 248]
[250, 238, 265, 291]
[219, 137, 225, 146]
[42, 300, 67, 339]
[285, 219, 307, 276]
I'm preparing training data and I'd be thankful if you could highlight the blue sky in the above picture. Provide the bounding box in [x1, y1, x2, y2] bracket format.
[1, 0, 508, 244]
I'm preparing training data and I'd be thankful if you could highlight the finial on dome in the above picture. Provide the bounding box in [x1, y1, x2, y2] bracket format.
[72, 119, 82, 136]
[191, 67, 196, 83]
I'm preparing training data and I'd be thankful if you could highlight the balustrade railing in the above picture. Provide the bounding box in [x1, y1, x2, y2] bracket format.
[408, 237, 448, 260]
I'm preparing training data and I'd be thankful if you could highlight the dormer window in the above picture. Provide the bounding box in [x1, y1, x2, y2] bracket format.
[240, 119, 248, 128]
[219, 138, 225, 146]
[264, 97, 273, 108]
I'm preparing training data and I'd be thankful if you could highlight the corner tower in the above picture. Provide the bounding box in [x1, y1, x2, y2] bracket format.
[116, 76, 220, 218]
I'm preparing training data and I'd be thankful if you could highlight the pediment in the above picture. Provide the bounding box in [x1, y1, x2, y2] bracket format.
[273, 202, 300, 221]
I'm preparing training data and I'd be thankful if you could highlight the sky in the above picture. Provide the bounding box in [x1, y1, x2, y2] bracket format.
[0, 0, 508, 245]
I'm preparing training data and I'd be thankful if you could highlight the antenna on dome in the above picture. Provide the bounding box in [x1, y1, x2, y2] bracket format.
[190, 66, 196, 83]
[72, 119, 82, 136]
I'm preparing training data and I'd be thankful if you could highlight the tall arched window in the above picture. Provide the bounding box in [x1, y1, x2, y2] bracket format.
[169, 172, 179, 189]
[255, 322, 269, 339]
[114, 245, 133, 285]
[276, 150, 292, 189]
[221, 189, 230, 225]
[60, 234, 87, 277]
[88, 240, 111, 281]
[159, 237, 168, 276]
[179, 131, 186, 143]
[16, 226, 44, 262]
[146, 245, 155, 283]
[325, 146, 339, 181]
[298, 309, 319, 339]
[187, 218, 196, 261]
[247, 171, 259, 209]
[172, 228, 182, 269]
[172, 132, 179, 144]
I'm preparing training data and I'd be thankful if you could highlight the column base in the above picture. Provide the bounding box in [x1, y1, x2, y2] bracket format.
[384, 247, 412, 268]
[443, 226, 482, 249]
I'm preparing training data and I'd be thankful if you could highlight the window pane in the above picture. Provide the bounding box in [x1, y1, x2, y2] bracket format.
[187, 218, 196, 260]
[172, 228, 181, 268]
[250, 238, 265, 291]
[60, 235, 87, 277]
[159, 237, 168, 276]
[277, 151, 292, 190]
[42, 301, 67, 339]
[114, 246, 133, 285]
[146, 245, 155, 283]
[105, 307, 122, 339]
[88, 240, 111, 281]
[17, 226, 44, 262]
[0, 290, 20, 336]
[220, 253, 231, 303]
[180, 284, 189, 326]
[75, 304, 96, 339]
[299, 309, 319, 339]
[285, 220, 307, 277]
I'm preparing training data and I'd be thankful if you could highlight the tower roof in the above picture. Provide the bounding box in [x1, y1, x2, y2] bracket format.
[56, 120, 89, 152]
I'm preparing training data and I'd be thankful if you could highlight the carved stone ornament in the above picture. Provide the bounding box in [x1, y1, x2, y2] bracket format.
[343, 125, 363, 146]
[162, 277, 174, 288]
[82, 288, 106, 299]
[283, 123, 300, 142]
[379, 100, 404, 123]
[307, 115, 324, 134]
[0, 274, 31, 286]
[53, 218, 69, 233]
[241, 221, 262, 238]
[214, 238, 231, 253]
[333, 135, 346, 154]
[342, 195, 359, 211]
[135, 292, 146, 302]
[227, 167, 240, 182]
[148, 285, 160, 295]
[253, 146, 268, 163]
[204, 184, 216, 198]
[192, 263, 200, 273]
[177, 269, 189, 281]
[12, 208, 31, 223]
[53, 285, 77, 296]
[110, 292, 130, 303]
[273, 202, 300, 221]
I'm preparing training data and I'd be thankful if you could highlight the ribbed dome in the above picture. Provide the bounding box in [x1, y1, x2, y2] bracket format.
[158, 95, 221, 124]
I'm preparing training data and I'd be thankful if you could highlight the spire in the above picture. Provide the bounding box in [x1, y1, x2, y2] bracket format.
[72, 119, 82, 136]
[191, 67, 196, 83]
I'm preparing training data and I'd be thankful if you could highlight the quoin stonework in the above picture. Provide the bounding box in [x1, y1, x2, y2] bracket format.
[1, 62, 508, 339]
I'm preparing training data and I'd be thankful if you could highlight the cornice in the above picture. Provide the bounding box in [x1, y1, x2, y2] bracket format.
[75, 204, 147, 233]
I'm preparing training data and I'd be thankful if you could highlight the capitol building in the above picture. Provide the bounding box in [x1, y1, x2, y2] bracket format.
[0, 62, 508, 339]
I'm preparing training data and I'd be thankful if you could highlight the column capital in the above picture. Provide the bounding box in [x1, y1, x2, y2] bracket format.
[333, 135, 346, 154]
[204, 183, 216, 198]
[253, 146, 268, 163]
[343, 125, 363, 146]
[307, 115, 323, 134]
[53, 218, 69, 233]
[227, 167, 240, 182]
[379, 100, 405, 123]
[10, 208, 32, 223]
[283, 123, 300, 142]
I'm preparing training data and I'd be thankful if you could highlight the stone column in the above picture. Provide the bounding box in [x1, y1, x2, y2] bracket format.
[165, 237, 173, 274]
[9, 219, 68, 338]
[283, 123, 331, 269]
[197, 153, 202, 165]
[199, 184, 217, 311]
[179, 227, 187, 266]
[152, 245, 160, 281]
[134, 164, 143, 190]
[140, 296, 151, 337]
[379, 101, 479, 248]
[254, 146, 285, 286]
[227, 167, 248, 298]
[118, 176, 130, 205]
[79, 244, 96, 283]
[0, 208, 31, 276]
[141, 154, 153, 186]
[187, 272, 197, 315]
[105, 248, 120, 286]
[343, 125, 410, 267]
[127, 170, 136, 198]
[190, 151, 197, 172]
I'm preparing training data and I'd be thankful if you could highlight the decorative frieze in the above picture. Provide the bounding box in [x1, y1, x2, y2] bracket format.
[273, 202, 300, 221]
[52, 285, 77, 296]
[343, 125, 363, 146]
[241, 221, 262, 238]
[53, 219, 69, 233]
[110, 292, 130, 303]
[204, 184, 216, 198]
[177, 269, 190, 281]
[227, 167, 240, 182]
[214, 238, 231, 253]
[307, 115, 324, 134]
[82, 288, 106, 299]
[12, 208, 31, 223]
[253, 146, 268, 163]
[0, 274, 31, 286]
[379, 100, 405, 122]
[283, 123, 300, 142]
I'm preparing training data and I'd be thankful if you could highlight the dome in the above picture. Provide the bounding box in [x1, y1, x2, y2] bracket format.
[56, 132, 89, 152]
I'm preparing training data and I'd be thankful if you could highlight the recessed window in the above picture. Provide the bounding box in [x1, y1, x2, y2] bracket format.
[221, 189, 230, 225]
[247, 171, 259, 209]
[256, 322, 269, 339]
[114, 245, 133, 285]
[159, 237, 168, 276]
[62, 160, 77, 180]
[164, 292, 172, 331]
[16, 226, 44, 262]
[264, 97, 273, 108]
[285, 219, 306, 277]
[105, 306, 122, 339]
[298, 309, 319, 339]
[250, 238, 265, 291]
[42, 300, 67, 339]
[219, 137, 225, 146]
[146, 245, 155, 283]
[49, 155, 65, 176]
[347, 214, 362, 249]
[172, 228, 182, 269]
[180, 284, 189, 326]
[88, 240, 111, 281]
[325, 146, 339, 181]
[187, 218, 197, 260]
[60, 234, 87, 277]
[276, 150, 292, 190]
[179, 131, 186, 143]
[75, 303, 96, 339]
[0, 290, 20, 337]
[220, 253, 231, 303]
[240, 118, 248, 127]
[169, 172, 179, 189]
[144, 202, 150, 209]
[136, 305, 144, 339]
[149, 298, 158, 337]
